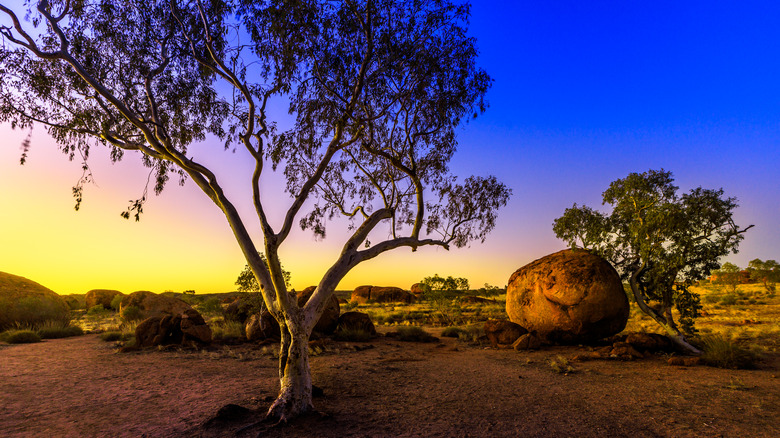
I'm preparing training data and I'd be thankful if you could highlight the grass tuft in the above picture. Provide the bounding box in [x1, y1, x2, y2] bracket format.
[333, 326, 373, 342]
[700, 334, 760, 369]
[394, 325, 437, 342]
[1, 329, 42, 344]
[549, 355, 575, 374]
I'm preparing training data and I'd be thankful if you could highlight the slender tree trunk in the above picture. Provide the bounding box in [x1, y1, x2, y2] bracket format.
[266, 318, 313, 422]
[629, 274, 702, 355]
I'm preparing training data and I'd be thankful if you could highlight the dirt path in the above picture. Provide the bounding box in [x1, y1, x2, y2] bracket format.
[1, 334, 778, 437]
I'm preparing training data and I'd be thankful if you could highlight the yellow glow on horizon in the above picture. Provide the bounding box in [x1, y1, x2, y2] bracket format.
[1, 125, 530, 296]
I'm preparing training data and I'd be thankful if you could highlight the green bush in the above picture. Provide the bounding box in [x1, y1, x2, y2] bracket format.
[211, 319, 245, 342]
[394, 326, 437, 342]
[199, 297, 223, 315]
[1, 329, 42, 344]
[120, 305, 143, 322]
[720, 294, 738, 306]
[441, 327, 462, 337]
[700, 334, 760, 369]
[457, 326, 483, 343]
[110, 295, 124, 311]
[37, 322, 84, 339]
[87, 305, 110, 316]
[549, 355, 575, 374]
[702, 294, 720, 304]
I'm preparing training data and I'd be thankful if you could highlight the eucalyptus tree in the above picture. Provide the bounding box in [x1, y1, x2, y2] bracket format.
[0, 0, 509, 420]
[747, 258, 779, 293]
[553, 169, 751, 354]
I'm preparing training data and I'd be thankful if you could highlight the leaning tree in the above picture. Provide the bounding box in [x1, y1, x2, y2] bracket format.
[553, 169, 751, 354]
[0, 0, 509, 420]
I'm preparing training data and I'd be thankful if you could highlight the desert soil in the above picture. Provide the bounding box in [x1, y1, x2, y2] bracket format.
[1, 330, 778, 438]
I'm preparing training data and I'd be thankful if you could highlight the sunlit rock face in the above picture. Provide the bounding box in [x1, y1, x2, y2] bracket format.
[506, 249, 629, 343]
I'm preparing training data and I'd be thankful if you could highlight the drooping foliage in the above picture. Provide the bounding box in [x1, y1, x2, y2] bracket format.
[553, 169, 752, 352]
[1, 0, 509, 421]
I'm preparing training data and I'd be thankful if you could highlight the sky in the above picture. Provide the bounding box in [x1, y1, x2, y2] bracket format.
[1, 1, 779, 295]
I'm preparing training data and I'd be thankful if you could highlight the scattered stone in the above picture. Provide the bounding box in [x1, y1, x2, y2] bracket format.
[484, 319, 528, 348]
[610, 342, 644, 360]
[512, 332, 542, 351]
[625, 332, 673, 352]
[506, 249, 629, 344]
[668, 356, 702, 367]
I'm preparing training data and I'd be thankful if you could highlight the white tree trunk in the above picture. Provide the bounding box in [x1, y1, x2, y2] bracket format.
[265, 319, 313, 422]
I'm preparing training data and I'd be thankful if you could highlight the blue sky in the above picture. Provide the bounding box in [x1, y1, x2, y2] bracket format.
[1, 1, 778, 293]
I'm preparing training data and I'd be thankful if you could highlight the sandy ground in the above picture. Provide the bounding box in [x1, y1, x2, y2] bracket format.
[1, 331, 779, 438]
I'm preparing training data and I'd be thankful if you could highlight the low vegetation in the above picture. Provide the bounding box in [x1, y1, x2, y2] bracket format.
[1, 329, 41, 344]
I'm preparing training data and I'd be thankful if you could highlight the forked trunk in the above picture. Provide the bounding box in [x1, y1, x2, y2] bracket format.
[629, 273, 702, 355]
[266, 321, 313, 422]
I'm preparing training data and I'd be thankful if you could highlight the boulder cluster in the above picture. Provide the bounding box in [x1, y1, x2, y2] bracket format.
[122, 291, 212, 348]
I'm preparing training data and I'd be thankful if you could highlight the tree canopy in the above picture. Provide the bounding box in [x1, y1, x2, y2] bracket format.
[746, 258, 779, 293]
[420, 273, 469, 292]
[0, 0, 509, 421]
[553, 169, 752, 353]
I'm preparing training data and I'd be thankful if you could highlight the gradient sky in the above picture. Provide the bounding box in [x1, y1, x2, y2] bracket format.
[1, 1, 779, 294]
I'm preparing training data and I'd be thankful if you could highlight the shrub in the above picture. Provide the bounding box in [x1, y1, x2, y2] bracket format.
[719, 294, 738, 306]
[395, 326, 437, 342]
[700, 334, 760, 369]
[120, 305, 143, 322]
[441, 327, 462, 338]
[702, 294, 720, 304]
[211, 319, 245, 342]
[37, 321, 84, 339]
[87, 305, 110, 316]
[1, 329, 42, 344]
[110, 295, 124, 311]
[457, 325, 484, 343]
[342, 301, 359, 311]
[549, 355, 575, 374]
[199, 297, 223, 315]
[333, 326, 373, 342]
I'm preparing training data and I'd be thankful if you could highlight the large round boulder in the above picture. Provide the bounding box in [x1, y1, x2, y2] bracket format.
[297, 286, 340, 334]
[119, 291, 192, 320]
[506, 249, 629, 343]
[0, 271, 70, 330]
[350, 286, 414, 304]
[85, 289, 124, 310]
[245, 311, 280, 341]
[337, 311, 376, 336]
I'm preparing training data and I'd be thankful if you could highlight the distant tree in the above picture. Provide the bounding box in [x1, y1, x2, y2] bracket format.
[747, 259, 779, 293]
[235, 253, 291, 293]
[553, 169, 752, 354]
[712, 262, 741, 293]
[420, 274, 470, 292]
[0, 0, 509, 420]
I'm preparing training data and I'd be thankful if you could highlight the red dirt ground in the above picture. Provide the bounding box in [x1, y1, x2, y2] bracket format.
[1, 331, 778, 437]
